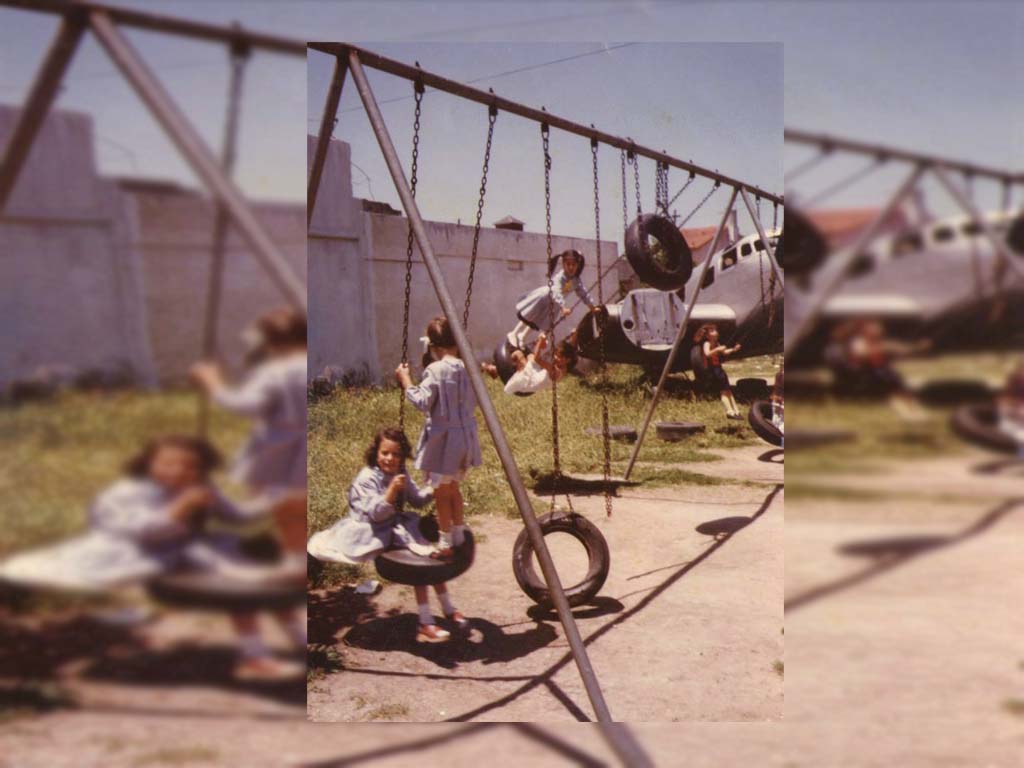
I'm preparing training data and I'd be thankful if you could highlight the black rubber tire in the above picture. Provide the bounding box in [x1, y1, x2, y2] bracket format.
[778, 207, 827, 275]
[512, 513, 610, 608]
[374, 530, 476, 586]
[1008, 212, 1024, 255]
[916, 379, 993, 406]
[625, 213, 693, 291]
[784, 428, 856, 451]
[951, 403, 1017, 454]
[748, 399, 783, 446]
[735, 377, 770, 404]
[493, 339, 532, 398]
[307, 553, 323, 583]
[147, 569, 306, 612]
[655, 421, 706, 441]
[585, 424, 638, 442]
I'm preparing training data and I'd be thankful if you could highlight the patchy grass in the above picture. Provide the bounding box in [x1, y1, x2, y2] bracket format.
[0, 390, 248, 558]
[772, 660, 784, 677]
[1000, 698, 1024, 717]
[308, 362, 767, 543]
[365, 701, 411, 721]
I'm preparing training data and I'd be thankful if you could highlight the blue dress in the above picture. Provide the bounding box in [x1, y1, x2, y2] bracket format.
[514, 268, 596, 329]
[406, 355, 483, 479]
[306, 466, 434, 563]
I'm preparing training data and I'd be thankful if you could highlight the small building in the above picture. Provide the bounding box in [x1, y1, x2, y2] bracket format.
[494, 215, 525, 231]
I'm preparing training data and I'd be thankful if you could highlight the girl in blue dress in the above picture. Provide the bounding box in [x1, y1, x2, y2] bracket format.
[507, 249, 600, 349]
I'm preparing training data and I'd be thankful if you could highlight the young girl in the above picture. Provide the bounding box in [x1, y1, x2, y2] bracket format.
[695, 323, 743, 419]
[0, 436, 303, 680]
[396, 316, 482, 561]
[482, 332, 578, 396]
[507, 249, 601, 350]
[305, 427, 469, 643]
[190, 308, 307, 505]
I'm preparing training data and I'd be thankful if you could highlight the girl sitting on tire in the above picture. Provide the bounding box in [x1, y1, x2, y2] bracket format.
[305, 427, 468, 643]
[507, 249, 600, 350]
[694, 323, 743, 419]
[482, 331, 578, 396]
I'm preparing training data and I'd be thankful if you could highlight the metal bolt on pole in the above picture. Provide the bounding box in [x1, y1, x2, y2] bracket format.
[624, 185, 739, 481]
[345, 48, 615, 724]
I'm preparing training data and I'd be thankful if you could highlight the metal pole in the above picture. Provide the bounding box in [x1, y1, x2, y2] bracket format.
[346, 49, 614, 724]
[624, 186, 739, 481]
[932, 164, 1024, 281]
[596, 723, 656, 768]
[739, 188, 784, 286]
[88, 9, 307, 311]
[309, 43, 782, 205]
[783, 163, 926, 357]
[307, 53, 348, 228]
[0, 11, 86, 214]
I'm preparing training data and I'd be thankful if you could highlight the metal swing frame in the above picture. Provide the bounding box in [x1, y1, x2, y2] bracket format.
[308, 41, 780, 738]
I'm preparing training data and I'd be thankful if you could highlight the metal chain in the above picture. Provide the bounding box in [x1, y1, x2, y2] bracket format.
[592, 139, 612, 518]
[666, 171, 696, 214]
[463, 104, 497, 329]
[541, 124, 561, 484]
[678, 180, 721, 228]
[620, 150, 629, 233]
[398, 79, 424, 430]
[631, 151, 642, 219]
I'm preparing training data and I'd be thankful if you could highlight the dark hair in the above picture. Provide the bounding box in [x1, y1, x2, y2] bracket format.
[364, 427, 413, 468]
[554, 339, 578, 370]
[548, 248, 586, 277]
[124, 435, 222, 478]
[426, 316, 457, 351]
[693, 323, 719, 344]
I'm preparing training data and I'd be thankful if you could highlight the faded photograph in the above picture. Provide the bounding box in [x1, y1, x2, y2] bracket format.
[305, 40, 783, 725]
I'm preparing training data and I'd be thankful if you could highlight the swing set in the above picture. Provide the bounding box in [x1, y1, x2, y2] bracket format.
[308, 41, 782, 727]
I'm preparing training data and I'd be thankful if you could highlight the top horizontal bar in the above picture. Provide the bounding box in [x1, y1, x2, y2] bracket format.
[786, 128, 1023, 185]
[1, 0, 306, 56]
[311, 42, 784, 205]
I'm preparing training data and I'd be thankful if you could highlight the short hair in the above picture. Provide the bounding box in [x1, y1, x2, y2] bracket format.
[426, 315, 457, 350]
[693, 323, 718, 344]
[554, 339, 578, 370]
[124, 435, 222, 478]
[548, 248, 586, 277]
[364, 427, 413, 468]
[257, 308, 308, 350]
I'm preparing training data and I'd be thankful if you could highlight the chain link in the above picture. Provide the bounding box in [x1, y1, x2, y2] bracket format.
[620, 150, 629, 234]
[398, 79, 424, 429]
[541, 124, 561, 485]
[665, 171, 695, 214]
[592, 139, 613, 518]
[463, 104, 497, 329]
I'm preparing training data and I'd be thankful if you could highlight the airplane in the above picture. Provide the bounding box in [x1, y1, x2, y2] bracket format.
[574, 228, 783, 379]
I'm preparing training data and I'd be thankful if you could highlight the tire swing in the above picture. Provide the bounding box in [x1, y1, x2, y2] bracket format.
[748, 399, 783, 447]
[492, 337, 532, 397]
[951, 403, 1017, 454]
[146, 41, 305, 612]
[512, 128, 612, 607]
[777, 206, 827, 276]
[367, 81, 496, 587]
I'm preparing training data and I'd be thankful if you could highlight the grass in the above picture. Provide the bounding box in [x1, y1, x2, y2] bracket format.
[308, 361, 771, 540]
[0, 390, 247, 557]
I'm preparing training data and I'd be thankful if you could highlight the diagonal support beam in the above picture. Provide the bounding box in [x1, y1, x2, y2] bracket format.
[624, 186, 739, 481]
[345, 48, 618, 727]
[739, 187, 784, 286]
[0, 11, 86, 214]
[783, 163, 925, 357]
[88, 9, 306, 310]
[307, 53, 348, 228]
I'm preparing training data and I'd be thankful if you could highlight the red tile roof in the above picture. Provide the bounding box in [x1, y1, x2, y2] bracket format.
[805, 207, 908, 240]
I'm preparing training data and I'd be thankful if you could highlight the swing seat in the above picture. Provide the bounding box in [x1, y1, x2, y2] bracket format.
[625, 213, 693, 291]
[951, 403, 1018, 454]
[374, 530, 476, 586]
[147, 560, 306, 613]
[654, 421, 705, 442]
[777, 207, 827, 275]
[748, 399, 783, 447]
[512, 512, 609, 608]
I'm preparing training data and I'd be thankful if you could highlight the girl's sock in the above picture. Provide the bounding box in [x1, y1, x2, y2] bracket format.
[438, 590, 456, 616]
[438, 530, 453, 550]
[238, 631, 270, 660]
[418, 603, 434, 626]
[451, 524, 467, 546]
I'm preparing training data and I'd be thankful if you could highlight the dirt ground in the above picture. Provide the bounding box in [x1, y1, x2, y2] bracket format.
[308, 444, 785, 723]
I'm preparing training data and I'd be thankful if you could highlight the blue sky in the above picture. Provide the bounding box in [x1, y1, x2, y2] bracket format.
[1, 1, 1020, 222]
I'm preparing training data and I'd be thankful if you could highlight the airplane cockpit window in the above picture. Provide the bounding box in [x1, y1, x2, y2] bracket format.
[932, 225, 956, 243]
[752, 238, 764, 252]
[702, 265, 716, 288]
[740, 242, 753, 258]
[890, 230, 923, 257]
[720, 247, 738, 270]
[847, 252, 875, 278]
[962, 220, 983, 236]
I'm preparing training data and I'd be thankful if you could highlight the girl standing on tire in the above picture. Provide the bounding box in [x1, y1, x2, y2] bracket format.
[694, 323, 743, 419]
[482, 331, 579, 395]
[397, 316, 482, 563]
[507, 249, 600, 350]
[306, 427, 468, 643]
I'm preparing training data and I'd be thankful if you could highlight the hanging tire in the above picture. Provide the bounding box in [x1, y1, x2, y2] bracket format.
[625, 213, 693, 291]
[735, 377, 770, 403]
[512, 513, 610, 607]
[374, 530, 476, 586]
[951, 403, 1017, 454]
[147, 568, 306, 612]
[493, 339, 532, 398]
[778, 207, 827, 276]
[748, 399, 783, 446]
[915, 379, 993, 406]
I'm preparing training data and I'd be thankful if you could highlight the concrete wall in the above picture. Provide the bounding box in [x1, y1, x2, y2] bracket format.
[306, 136, 621, 385]
[126, 183, 307, 383]
[0, 106, 156, 388]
